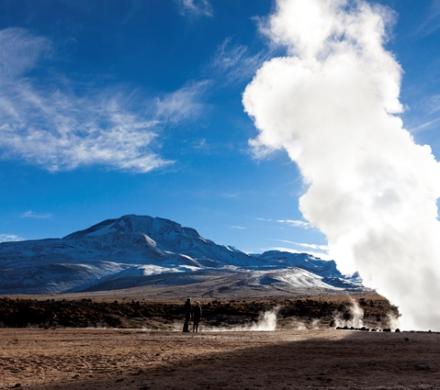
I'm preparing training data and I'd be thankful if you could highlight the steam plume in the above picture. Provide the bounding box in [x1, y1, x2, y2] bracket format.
[334, 299, 364, 329]
[243, 0, 440, 330]
[204, 308, 279, 332]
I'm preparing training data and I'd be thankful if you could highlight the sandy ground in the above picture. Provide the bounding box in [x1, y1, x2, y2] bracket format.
[1, 328, 440, 390]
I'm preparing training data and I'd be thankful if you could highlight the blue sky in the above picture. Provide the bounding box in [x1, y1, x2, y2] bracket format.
[0, 0, 438, 255]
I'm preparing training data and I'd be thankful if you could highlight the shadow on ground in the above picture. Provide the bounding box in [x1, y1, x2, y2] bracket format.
[28, 331, 440, 390]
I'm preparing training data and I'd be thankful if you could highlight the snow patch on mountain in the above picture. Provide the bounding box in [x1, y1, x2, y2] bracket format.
[0, 215, 363, 294]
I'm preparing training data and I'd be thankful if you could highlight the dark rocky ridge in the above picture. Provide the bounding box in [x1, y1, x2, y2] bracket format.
[0, 294, 395, 329]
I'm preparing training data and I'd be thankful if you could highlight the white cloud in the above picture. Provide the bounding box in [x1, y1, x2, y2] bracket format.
[407, 94, 440, 134]
[155, 81, 208, 123]
[256, 217, 272, 222]
[265, 246, 331, 260]
[0, 27, 51, 78]
[272, 240, 330, 259]
[0, 234, 23, 243]
[276, 239, 328, 251]
[177, 0, 212, 17]
[0, 28, 205, 173]
[256, 216, 311, 229]
[277, 219, 311, 229]
[243, 0, 440, 330]
[410, 117, 440, 133]
[20, 210, 53, 219]
[266, 246, 302, 254]
[211, 39, 271, 84]
[230, 225, 246, 230]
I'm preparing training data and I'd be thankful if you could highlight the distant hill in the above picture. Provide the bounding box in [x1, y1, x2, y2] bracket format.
[0, 215, 362, 295]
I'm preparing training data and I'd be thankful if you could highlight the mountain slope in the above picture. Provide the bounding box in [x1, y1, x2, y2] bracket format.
[0, 215, 362, 294]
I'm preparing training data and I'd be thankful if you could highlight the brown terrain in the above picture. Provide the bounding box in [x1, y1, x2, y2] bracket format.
[1, 328, 440, 390]
[0, 292, 395, 329]
[1, 293, 438, 389]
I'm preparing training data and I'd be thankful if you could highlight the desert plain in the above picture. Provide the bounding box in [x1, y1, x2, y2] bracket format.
[2, 325, 440, 389]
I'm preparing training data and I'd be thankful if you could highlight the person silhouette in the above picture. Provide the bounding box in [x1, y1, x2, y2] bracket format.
[182, 298, 191, 333]
[192, 301, 202, 333]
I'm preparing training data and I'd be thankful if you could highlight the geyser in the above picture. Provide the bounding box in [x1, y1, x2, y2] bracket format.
[243, 0, 440, 330]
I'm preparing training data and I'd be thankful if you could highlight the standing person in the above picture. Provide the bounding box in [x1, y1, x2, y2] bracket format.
[182, 298, 191, 333]
[192, 301, 202, 333]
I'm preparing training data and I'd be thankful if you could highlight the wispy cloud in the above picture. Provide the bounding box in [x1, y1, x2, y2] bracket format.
[177, 0, 213, 17]
[277, 219, 311, 229]
[410, 117, 440, 133]
[230, 225, 246, 230]
[20, 210, 53, 219]
[267, 241, 331, 260]
[155, 81, 209, 123]
[408, 94, 440, 134]
[265, 246, 331, 260]
[0, 28, 52, 79]
[275, 239, 328, 252]
[220, 192, 240, 199]
[256, 217, 272, 222]
[256, 217, 313, 230]
[0, 28, 205, 173]
[426, 94, 440, 115]
[413, 0, 440, 37]
[192, 138, 209, 151]
[210, 38, 272, 84]
[0, 234, 23, 243]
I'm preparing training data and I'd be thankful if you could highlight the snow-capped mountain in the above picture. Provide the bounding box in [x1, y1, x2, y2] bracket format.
[0, 215, 362, 294]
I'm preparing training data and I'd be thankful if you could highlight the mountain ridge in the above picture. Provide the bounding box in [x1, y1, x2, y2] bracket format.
[0, 214, 362, 294]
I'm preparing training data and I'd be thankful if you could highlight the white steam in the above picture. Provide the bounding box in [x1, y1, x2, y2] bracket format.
[386, 312, 400, 331]
[290, 317, 321, 330]
[334, 299, 364, 329]
[204, 308, 279, 332]
[243, 0, 440, 330]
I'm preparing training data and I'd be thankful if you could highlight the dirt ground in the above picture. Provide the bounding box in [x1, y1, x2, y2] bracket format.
[1, 328, 439, 390]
